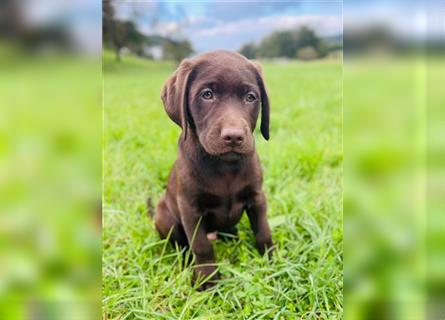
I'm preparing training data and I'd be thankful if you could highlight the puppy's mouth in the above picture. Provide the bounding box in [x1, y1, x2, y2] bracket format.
[218, 151, 242, 161]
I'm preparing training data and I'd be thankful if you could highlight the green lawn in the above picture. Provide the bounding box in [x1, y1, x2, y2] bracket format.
[103, 51, 343, 319]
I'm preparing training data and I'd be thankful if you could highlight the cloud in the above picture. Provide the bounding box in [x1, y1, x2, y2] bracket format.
[140, 20, 181, 37]
[194, 15, 341, 38]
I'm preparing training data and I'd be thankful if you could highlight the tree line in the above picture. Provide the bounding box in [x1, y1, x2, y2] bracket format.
[239, 26, 341, 60]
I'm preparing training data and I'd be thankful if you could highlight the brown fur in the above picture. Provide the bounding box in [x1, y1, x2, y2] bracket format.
[154, 50, 274, 290]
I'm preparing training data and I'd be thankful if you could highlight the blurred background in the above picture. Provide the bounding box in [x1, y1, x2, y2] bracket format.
[0, 0, 444, 319]
[343, 0, 445, 319]
[0, 0, 101, 319]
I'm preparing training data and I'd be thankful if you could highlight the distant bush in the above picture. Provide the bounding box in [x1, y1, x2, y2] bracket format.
[297, 46, 319, 60]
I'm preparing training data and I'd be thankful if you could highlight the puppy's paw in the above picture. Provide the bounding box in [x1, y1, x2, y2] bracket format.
[197, 279, 218, 291]
[193, 265, 220, 291]
[257, 238, 275, 259]
[266, 243, 276, 260]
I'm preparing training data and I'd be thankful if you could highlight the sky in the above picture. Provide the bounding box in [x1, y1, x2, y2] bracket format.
[114, 1, 343, 53]
[17, 0, 438, 54]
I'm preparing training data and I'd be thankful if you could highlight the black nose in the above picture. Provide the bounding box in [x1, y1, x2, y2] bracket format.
[221, 128, 245, 147]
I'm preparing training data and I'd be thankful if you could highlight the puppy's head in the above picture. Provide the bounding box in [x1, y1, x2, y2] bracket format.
[161, 50, 270, 160]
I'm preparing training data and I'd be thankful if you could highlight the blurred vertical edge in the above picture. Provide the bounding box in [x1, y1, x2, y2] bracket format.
[344, 0, 444, 319]
[425, 2, 445, 318]
[0, 0, 102, 319]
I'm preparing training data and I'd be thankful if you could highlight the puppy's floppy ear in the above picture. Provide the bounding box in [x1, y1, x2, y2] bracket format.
[161, 59, 195, 139]
[251, 61, 270, 140]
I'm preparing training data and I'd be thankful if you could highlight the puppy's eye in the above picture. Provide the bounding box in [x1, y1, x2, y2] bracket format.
[201, 89, 214, 100]
[245, 93, 256, 102]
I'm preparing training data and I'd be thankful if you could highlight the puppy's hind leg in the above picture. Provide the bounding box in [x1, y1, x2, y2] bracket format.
[155, 198, 193, 268]
[155, 197, 188, 248]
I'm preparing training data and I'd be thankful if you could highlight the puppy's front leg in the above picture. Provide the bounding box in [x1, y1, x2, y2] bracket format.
[178, 198, 219, 289]
[246, 191, 274, 258]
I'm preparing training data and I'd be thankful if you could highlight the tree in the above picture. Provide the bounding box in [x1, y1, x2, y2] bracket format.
[239, 43, 257, 59]
[103, 0, 126, 61]
[162, 39, 193, 63]
[103, 0, 148, 61]
[102, 0, 115, 49]
[119, 20, 147, 56]
[238, 26, 331, 60]
[295, 27, 319, 48]
[295, 26, 327, 58]
[259, 31, 297, 58]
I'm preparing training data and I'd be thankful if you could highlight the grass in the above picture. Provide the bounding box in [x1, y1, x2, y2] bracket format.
[103, 51, 343, 319]
[343, 57, 445, 319]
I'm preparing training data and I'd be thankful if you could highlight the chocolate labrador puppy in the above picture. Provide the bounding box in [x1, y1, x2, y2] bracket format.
[154, 50, 273, 289]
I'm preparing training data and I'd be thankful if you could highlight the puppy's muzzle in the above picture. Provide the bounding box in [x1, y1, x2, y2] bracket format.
[221, 127, 245, 147]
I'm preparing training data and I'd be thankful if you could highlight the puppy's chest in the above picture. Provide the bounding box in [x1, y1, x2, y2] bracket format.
[196, 184, 256, 226]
